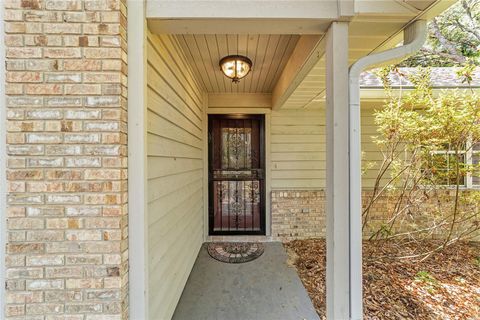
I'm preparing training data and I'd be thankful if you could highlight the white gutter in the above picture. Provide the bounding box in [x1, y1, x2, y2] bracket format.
[348, 20, 427, 319]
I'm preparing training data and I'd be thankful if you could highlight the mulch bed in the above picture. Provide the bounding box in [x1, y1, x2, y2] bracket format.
[285, 239, 480, 320]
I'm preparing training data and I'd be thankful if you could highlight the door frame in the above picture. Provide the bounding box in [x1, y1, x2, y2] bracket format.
[207, 114, 266, 236]
[204, 108, 271, 239]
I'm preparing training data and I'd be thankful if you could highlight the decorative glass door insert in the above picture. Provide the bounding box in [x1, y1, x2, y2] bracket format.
[208, 115, 265, 235]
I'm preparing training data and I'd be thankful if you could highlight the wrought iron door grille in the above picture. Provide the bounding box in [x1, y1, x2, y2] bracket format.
[208, 115, 266, 235]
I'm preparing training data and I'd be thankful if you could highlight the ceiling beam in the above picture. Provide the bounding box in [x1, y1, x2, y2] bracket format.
[339, 0, 355, 19]
[147, 19, 332, 35]
[208, 93, 272, 109]
[271, 35, 326, 110]
[354, 0, 421, 15]
[146, 0, 339, 20]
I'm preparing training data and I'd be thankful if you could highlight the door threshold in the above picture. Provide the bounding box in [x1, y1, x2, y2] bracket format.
[206, 235, 276, 243]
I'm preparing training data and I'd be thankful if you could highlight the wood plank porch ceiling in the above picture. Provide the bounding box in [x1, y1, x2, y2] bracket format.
[176, 34, 299, 94]
[174, 15, 411, 107]
[162, 0, 446, 110]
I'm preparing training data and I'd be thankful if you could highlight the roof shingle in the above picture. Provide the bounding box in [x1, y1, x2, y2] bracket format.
[360, 67, 480, 88]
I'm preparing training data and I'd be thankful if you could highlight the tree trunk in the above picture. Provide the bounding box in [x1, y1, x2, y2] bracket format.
[430, 19, 467, 64]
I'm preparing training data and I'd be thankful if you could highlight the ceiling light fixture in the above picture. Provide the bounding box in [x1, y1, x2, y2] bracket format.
[219, 55, 253, 83]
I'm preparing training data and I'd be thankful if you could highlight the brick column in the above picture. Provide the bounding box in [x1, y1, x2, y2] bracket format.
[4, 0, 128, 319]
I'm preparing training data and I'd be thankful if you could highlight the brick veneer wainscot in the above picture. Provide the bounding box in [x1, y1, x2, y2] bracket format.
[4, 0, 128, 319]
[271, 190, 326, 240]
[271, 190, 480, 241]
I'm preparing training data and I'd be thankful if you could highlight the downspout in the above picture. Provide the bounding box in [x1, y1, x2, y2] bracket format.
[348, 20, 427, 320]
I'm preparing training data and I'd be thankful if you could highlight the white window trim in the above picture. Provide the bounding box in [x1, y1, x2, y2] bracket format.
[427, 137, 480, 189]
[430, 149, 467, 187]
[466, 138, 474, 189]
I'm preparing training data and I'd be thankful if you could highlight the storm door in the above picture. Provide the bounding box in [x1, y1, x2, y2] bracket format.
[208, 114, 266, 235]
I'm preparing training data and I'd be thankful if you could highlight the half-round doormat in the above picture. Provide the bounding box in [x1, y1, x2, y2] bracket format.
[207, 242, 264, 263]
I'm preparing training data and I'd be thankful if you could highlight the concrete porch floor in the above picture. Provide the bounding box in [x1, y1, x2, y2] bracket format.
[172, 242, 320, 320]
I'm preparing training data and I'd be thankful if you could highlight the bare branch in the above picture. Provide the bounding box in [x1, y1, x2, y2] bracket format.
[419, 48, 466, 64]
[429, 19, 467, 64]
[461, 0, 480, 41]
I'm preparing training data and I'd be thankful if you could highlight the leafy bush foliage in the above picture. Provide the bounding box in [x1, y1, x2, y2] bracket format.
[364, 67, 480, 258]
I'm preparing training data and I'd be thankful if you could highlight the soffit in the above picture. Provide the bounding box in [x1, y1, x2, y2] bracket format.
[176, 34, 300, 94]
[282, 11, 438, 109]
[147, 0, 450, 108]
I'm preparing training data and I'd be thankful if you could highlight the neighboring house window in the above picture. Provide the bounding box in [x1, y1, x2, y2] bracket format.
[428, 140, 480, 188]
[471, 142, 480, 187]
[429, 144, 467, 187]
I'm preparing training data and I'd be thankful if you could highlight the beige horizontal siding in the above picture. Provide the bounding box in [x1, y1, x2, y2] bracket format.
[146, 31, 205, 320]
[271, 109, 325, 189]
[361, 108, 388, 188]
[270, 107, 385, 190]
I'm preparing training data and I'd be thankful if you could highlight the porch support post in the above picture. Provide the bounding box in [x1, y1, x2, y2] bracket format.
[325, 21, 353, 320]
[0, 1, 6, 313]
[128, 0, 148, 319]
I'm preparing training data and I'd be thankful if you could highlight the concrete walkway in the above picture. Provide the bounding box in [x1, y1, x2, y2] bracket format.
[173, 242, 320, 320]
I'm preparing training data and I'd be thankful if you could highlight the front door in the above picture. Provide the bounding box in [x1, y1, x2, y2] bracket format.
[208, 114, 266, 235]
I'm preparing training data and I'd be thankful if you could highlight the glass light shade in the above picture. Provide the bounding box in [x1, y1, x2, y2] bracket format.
[219, 55, 252, 83]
